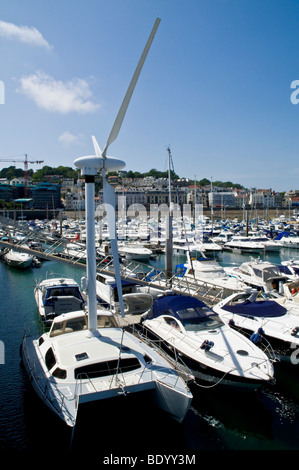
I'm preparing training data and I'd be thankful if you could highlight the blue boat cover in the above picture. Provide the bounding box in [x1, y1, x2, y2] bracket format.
[278, 264, 299, 276]
[152, 294, 209, 318]
[222, 300, 287, 318]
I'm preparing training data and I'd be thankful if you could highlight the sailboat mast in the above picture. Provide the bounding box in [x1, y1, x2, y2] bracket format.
[165, 146, 173, 285]
[167, 146, 172, 209]
[85, 174, 98, 332]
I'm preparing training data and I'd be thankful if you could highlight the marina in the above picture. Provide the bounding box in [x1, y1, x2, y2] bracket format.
[1, 216, 299, 454]
[1, 4, 299, 460]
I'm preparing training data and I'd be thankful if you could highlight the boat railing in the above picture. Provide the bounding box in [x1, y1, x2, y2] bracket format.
[229, 324, 278, 364]
[129, 323, 194, 385]
[73, 337, 192, 400]
[22, 333, 77, 426]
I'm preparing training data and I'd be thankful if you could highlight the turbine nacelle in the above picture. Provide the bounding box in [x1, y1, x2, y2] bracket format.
[74, 154, 126, 176]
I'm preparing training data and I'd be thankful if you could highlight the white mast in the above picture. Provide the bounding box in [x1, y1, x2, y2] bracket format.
[74, 18, 161, 330]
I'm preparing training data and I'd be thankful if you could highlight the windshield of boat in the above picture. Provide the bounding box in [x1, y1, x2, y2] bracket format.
[176, 306, 224, 332]
[252, 266, 280, 280]
[50, 314, 117, 337]
[44, 286, 83, 302]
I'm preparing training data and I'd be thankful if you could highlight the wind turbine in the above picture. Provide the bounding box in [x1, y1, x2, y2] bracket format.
[74, 18, 161, 331]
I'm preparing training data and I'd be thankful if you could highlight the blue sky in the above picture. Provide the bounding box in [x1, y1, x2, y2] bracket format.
[0, 0, 299, 192]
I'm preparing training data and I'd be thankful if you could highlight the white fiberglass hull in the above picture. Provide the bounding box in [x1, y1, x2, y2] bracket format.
[141, 318, 274, 390]
[3, 250, 33, 268]
[21, 321, 192, 428]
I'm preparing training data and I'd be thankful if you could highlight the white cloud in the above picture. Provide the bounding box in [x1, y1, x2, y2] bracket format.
[17, 71, 100, 114]
[58, 131, 83, 147]
[0, 20, 52, 49]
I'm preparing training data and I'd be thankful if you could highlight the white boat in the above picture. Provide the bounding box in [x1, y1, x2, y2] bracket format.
[34, 276, 86, 323]
[20, 19, 192, 433]
[276, 231, 299, 248]
[224, 235, 265, 253]
[21, 309, 192, 428]
[193, 235, 222, 254]
[224, 259, 287, 294]
[278, 259, 299, 280]
[211, 230, 234, 245]
[94, 271, 153, 316]
[249, 234, 282, 252]
[118, 241, 153, 261]
[3, 247, 33, 268]
[63, 242, 87, 261]
[172, 238, 197, 257]
[213, 291, 299, 362]
[141, 292, 275, 389]
[174, 251, 252, 296]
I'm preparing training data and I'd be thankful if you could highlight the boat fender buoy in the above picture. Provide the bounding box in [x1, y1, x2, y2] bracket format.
[228, 319, 235, 327]
[250, 328, 264, 344]
[291, 326, 299, 336]
[200, 340, 214, 351]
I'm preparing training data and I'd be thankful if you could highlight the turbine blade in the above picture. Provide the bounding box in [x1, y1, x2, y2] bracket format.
[92, 135, 102, 157]
[102, 18, 161, 157]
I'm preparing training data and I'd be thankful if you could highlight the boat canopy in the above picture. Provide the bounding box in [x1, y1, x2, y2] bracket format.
[43, 285, 84, 305]
[222, 300, 287, 318]
[150, 294, 223, 332]
[152, 294, 214, 318]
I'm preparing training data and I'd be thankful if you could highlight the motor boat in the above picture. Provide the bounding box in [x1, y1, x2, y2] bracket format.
[174, 251, 252, 297]
[193, 235, 222, 254]
[211, 230, 234, 245]
[118, 241, 153, 261]
[278, 259, 299, 280]
[249, 234, 282, 252]
[172, 238, 197, 257]
[275, 231, 299, 248]
[224, 235, 265, 253]
[224, 259, 287, 294]
[34, 276, 86, 323]
[93, 271, 153, 317]
[63, 242, 87, 262]
[3, 247, 33, 269]
[213, 291, 299, 362]
[140, 292, 275, 389]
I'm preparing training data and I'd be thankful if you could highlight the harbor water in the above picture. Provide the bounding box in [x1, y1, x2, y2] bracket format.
[1, 247, 299, 459]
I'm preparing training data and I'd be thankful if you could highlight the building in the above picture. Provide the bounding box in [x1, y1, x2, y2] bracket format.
[284, 190, 299, 207]
[208, 191, 236, 208]
[32, 183, 62, 209]
[0, 184, 12, 202]
[250, 190, 275, 208]
[64, 191, 85, 211]
[61, 178, 75, 193]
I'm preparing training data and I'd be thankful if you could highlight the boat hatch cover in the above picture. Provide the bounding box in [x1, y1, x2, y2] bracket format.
[222, 300, 287, 318]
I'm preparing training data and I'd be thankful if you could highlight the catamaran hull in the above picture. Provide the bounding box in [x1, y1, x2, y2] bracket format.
[21, 333, 192, 428]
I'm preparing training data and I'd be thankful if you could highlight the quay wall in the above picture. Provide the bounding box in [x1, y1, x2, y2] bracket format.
[0, 207, 297, 222]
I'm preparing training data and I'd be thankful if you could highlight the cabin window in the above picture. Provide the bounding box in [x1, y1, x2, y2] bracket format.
[45, 347, 56, 370]
[74, 358, 141, 380]
[52, 367, 67, 379]
[165, 317, 181, 330]
[176, 307, 224, 332]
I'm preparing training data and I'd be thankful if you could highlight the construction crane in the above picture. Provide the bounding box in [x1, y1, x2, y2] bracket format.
[0, 154, 44, 197]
